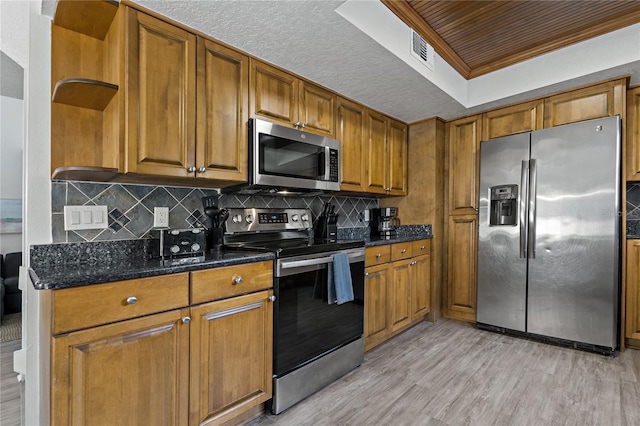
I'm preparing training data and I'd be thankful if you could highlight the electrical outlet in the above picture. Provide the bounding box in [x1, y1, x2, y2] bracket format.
[154, 207, 170, 228]
[64, 205, 109, 231]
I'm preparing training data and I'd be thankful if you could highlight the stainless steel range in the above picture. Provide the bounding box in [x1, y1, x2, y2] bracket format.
[224, 208, 365, 414]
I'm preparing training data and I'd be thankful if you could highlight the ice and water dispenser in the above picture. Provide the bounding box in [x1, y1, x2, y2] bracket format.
[489, 185, 518, 226]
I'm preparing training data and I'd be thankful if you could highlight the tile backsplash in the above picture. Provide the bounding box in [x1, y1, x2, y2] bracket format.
[627, 183, 640, 238]
[51, 181, 378, 243]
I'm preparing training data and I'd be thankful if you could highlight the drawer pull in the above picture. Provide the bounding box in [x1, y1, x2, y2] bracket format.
[401, 249, 406, 254]
[269, 295, 276, 302]
[420, 245, 425, 250]
[182, 316, 191, 324]
[126, 296, 137, 305]
[376, 253, 382, 259]
[365, 272, 369, 277]
[232, 275, 243, 285]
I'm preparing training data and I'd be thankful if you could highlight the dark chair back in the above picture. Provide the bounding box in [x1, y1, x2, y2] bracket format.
[4, 252, 21, 279]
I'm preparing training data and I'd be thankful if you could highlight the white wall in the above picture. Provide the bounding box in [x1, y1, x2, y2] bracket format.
[0, 95, 24, 254]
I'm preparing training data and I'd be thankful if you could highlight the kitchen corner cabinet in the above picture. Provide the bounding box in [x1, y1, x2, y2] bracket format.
[51, 262, 274, 426]
[337, 97, 367, 192]
[250, 59, 336, 137]
[627, 86, 640, 180]
[448, 114, 482, 214]
[625, 241, 640, 348]
[364, 240, 431, 351]
[365, 111, 408, 196]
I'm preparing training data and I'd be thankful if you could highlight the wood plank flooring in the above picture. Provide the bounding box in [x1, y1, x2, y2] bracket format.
[249, 319, 640, 426]
[0, 339, 22, 426]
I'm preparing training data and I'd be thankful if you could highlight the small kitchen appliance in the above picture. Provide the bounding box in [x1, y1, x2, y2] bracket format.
[369, 207, 400, 237]
[160, 228, 206, 265]
[223, 208, 365, 415]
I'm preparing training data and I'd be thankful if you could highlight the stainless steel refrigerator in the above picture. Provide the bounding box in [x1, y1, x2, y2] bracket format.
[477, 115, 621, 352]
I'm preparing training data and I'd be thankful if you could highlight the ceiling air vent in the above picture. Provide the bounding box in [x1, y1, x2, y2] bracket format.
[411, 29, 434, 71]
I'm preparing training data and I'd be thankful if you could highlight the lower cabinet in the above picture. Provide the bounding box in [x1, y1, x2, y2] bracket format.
[444, 214, 478, 322]
[364, 239, 431, 351]
[625, 240, 640, 348]
[51, 261, 274, 426]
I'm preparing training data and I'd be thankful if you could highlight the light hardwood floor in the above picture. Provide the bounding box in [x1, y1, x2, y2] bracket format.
[1, 339, 22, 426]
[249, 319, 640, 426]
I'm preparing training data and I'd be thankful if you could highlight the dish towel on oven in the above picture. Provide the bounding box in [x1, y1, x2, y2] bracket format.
[328, 253, 354, 305]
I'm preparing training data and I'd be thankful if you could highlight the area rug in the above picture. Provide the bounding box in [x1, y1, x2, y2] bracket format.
[0, 313, 21, 343]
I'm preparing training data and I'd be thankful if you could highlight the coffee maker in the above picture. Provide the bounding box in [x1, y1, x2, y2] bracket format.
[369, 207, 400, 237]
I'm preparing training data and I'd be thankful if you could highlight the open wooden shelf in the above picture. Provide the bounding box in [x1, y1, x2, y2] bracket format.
[52, 78, 118, 111]
[53, 0, 119, 40]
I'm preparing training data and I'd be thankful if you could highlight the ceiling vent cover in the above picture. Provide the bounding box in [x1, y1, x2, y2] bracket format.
[411, 29, 434, 71]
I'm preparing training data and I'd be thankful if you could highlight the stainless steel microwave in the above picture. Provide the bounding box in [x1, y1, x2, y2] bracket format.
[244, 118, 341, 193]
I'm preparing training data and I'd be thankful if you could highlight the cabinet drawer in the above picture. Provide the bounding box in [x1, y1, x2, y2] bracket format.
[412, 239, 430, 256]
[366, 245, 391, 266]
[191, 261, 273, 304]
[53, 273, 190, 334]
[391, 242, 412, 261]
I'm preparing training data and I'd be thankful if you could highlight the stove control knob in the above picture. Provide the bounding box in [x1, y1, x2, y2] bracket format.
[232, 214, 243, 224]
[291, 214, 299, 222]
[191, 243, 201, 252]
[245, 214, 254, 224]
[170, 245, 180, 254]
[301, 214, 309, 222]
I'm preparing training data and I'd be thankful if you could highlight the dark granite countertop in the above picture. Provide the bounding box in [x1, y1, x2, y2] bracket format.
[30, 240, 274, 290]
[337, 224, 432, 247]
[365, 234, 432, 247]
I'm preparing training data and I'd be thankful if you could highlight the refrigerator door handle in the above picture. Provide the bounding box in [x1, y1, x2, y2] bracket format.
[528, 159, 538, 259]
[519, 160, 529, 258]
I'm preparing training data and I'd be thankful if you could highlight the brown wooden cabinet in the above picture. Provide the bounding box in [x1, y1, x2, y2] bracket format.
[189, 290, 273, 425]
[482, 100, 543, 140]
[364, 239, 431, 351]
[337, 97, 367, 192]
[387, 118, 409, 195]
[625, 241, 640, 348]
[543, 78, 626, 128]
[444, 214, 478, 322]
[365, 111, 408, 196]
[250, 59, 336, 137]
[51, 262, 274, 426]
[448, 114, 482, 214]
[627, 86, 640, 181]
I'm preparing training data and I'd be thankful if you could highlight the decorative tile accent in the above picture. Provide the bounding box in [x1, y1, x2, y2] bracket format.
[51, 182, 378, 243]
[627, 183, 640, 238]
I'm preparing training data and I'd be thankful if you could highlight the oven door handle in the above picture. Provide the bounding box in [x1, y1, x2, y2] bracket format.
[279, 251, 365, 270]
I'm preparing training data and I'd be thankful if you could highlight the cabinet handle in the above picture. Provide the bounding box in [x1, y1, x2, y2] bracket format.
[126, 296, 137, 305]
[365, 272, 369, 277]
[294, 121, 301, 128]
[187, 166, 196, 173]
[232, 275, 243, 285]
[198, 166, 206, 173]
[420, 245, 425, 250]
[268, 295, 276, 302]
[182, 316, 191, 324]
[376, 253, 382, 258]
[300, 123, 306, 128]
[401, 249, 406, 254]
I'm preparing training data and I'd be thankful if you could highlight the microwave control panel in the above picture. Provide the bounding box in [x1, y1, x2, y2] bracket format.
[329, 149, 339, 182]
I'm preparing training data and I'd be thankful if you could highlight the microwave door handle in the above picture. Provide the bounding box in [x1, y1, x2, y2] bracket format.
[317, 150, 326, 179]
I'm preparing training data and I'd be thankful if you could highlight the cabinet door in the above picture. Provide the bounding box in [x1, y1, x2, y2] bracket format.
[189, 290, 273, 425]
[448, 115, 482, 214]
[482, 100, 543, 140]
[445, 214, 477, 322]
[337, 97, 367, 192]
[364, 263, 390, 351]
[627, 87, 640, 181]
[365, 110, 388, 194]
[51, 309, 190, 426]
[250, 59, 298, 127]
[390, 259, 412, 332]
[125, 8, 196, 177]
[411, 254, 431, 320]
[299, 81, 336, 137]
[387, 118, 408, 195]
[543, 78, 626, 128]
[626, 241, 640, 343]
[196, 38, 248, 183]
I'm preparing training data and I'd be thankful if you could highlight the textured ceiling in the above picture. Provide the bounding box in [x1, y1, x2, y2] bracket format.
[129, 1, 639, 122]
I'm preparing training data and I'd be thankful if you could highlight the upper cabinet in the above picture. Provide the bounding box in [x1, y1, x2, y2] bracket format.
[365, 111, 408, 196]
[337, 97, 367, 192]
[482, 100, 543, 140]
[627, 86, 640, 181]
[543, 78, 626, 128]
[448, 114, 482, 214]
[250, 59, 336, 137]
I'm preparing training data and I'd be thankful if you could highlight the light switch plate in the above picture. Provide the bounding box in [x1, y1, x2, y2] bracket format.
[64, 205, 109, 231]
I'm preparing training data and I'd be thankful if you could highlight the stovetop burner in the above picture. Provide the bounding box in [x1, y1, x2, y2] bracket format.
[222, 208, 364, 257]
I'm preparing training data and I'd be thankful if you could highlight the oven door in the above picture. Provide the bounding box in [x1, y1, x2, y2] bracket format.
[273, 248, 365, 377]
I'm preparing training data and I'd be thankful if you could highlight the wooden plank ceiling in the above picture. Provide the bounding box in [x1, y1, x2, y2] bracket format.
[382, 0, 640, 79]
